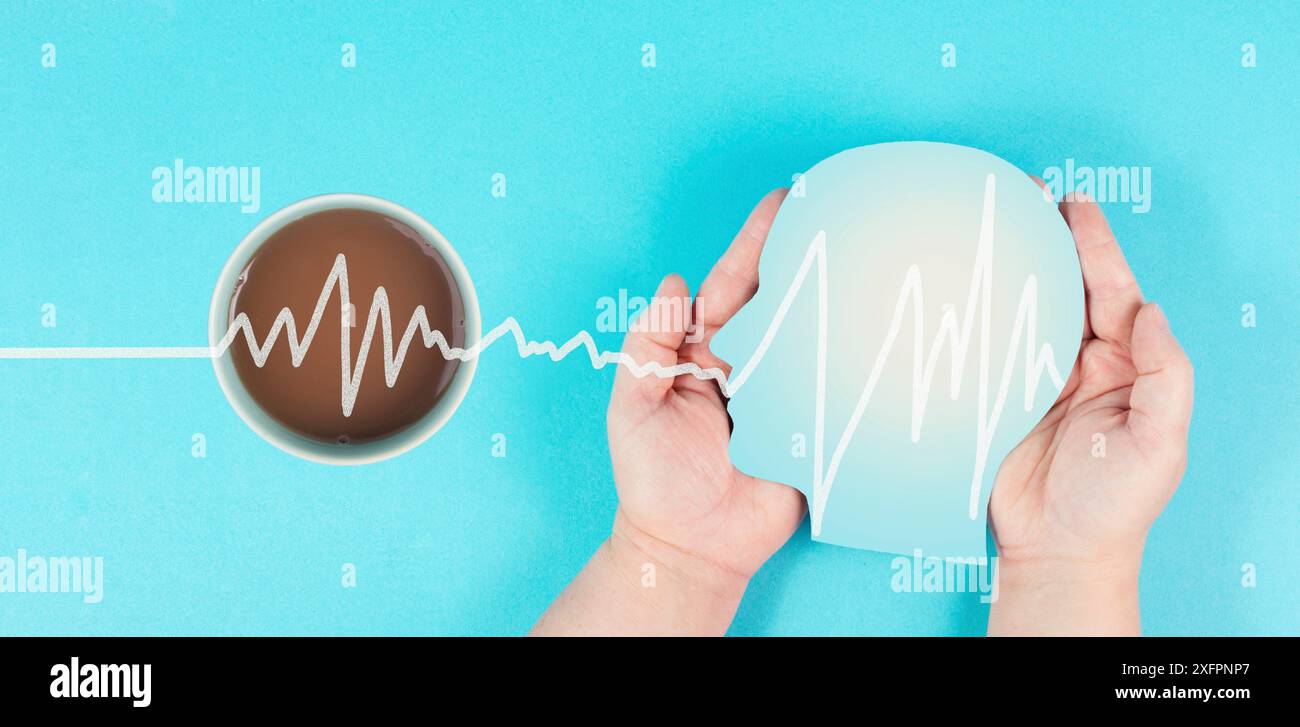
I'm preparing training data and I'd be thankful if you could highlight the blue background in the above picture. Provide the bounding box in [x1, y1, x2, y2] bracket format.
[0, 1, 1295, 635]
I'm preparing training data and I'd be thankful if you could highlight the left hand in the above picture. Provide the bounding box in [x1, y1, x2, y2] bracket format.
[606, 189, 807, 593]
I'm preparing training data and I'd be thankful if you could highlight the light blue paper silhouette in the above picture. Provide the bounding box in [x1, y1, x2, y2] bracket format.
[712, 142, 1084, 558]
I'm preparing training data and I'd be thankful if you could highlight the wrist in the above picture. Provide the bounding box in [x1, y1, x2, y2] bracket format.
[989, 550, 1144, 636]
[606, 510, 751, 635]
[998, 543, 1144, 582]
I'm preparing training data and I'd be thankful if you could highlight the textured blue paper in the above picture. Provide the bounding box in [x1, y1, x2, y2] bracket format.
[0, 1, 1295, 635]
[713, 142, 1085, 558]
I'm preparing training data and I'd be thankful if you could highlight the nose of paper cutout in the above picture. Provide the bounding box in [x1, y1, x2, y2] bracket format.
[711, 142, 1084, 558]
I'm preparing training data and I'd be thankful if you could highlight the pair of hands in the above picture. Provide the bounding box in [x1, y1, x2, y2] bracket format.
[534, 185, 1193, 636]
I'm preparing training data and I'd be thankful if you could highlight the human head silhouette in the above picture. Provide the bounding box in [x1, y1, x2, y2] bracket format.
[712, 142, 1084, 558]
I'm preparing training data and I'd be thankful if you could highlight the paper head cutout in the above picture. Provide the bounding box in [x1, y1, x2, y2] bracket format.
[712, 142, 1084, 558]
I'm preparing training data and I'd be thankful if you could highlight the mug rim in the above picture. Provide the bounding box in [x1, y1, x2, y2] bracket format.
[208, 193, 481, 465]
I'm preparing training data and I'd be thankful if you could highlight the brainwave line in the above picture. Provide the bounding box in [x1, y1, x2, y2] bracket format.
[211, 258, 733, 418]
[0, 173, 1065, 528]
[736, 175, 1064, 531]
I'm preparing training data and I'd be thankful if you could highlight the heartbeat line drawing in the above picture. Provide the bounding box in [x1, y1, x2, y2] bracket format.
[729, 174, 1066, 534]
[0, 174, 1065, 530]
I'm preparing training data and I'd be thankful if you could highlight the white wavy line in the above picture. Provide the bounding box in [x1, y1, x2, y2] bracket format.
[0, 173, 1064, 529]
[732, 174, 1064, 531]
[0, 259, 732, 416]
[204, 255, 733, 417]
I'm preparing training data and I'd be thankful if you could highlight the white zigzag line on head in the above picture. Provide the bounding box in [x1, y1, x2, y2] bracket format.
[728, 174, 1065, 531]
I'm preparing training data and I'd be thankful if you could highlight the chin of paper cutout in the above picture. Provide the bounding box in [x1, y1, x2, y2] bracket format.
[712, 142, 1085, 558]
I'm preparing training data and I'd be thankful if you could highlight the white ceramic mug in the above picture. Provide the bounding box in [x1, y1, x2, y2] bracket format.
[208, 193, 481, 465]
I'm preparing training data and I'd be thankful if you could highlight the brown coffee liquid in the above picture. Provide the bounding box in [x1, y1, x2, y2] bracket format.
[228, 208, 465, 445]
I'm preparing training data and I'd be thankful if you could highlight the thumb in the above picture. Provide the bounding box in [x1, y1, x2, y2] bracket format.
[1126, 302, 1194, 451]
[610, 273, 690, 406]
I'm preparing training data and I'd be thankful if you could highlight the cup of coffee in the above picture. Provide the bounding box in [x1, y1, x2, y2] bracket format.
[209, 194, 481, 464]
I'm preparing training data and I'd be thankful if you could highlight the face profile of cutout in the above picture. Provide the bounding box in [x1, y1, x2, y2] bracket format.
[711, 142, 1084, 558]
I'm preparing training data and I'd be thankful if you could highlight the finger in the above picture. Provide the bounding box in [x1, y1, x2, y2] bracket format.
[673, 339, 731, 407]
[1126, 302, 1194, 450]
[1028, 174, 1062, 207]
[694, 188, 788, 337]
[1059, 192, 1144, 344]
[743, 473, 808, 537]
[610, 274, 691, 406]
